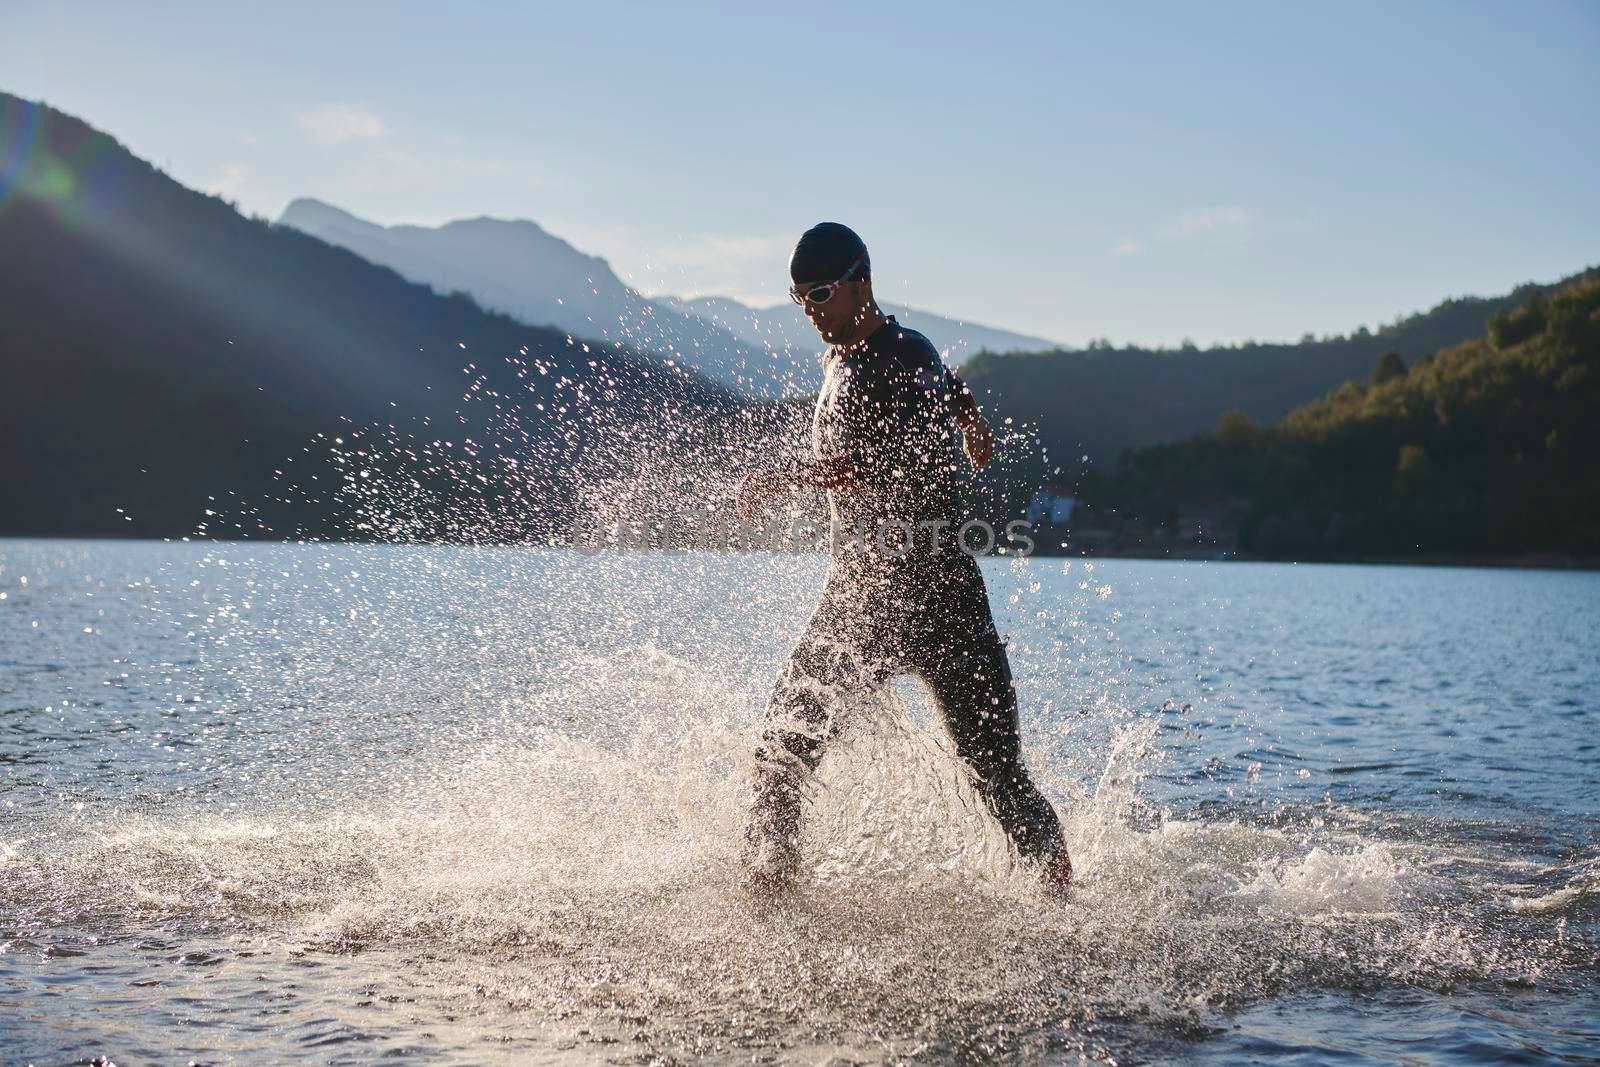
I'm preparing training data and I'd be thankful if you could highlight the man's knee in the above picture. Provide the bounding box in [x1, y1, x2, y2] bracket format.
[763, 667, 839, 769]
[757, 722, 824, 771]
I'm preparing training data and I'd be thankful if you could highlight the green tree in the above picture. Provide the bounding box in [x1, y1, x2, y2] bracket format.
[1216, 408, 1259, 446]
[1488, 296, 1547, 350]
[1372, 350, 1406, 385]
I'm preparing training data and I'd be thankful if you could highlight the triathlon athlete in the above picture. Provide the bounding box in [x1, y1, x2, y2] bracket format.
[735, 222, 1073, 900]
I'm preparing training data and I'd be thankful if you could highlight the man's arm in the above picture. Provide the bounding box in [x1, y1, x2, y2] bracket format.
[942, 366, 996, 468]
[734, 454, 859, 521]
[781, 453, 859, 490]
[942, 366, 980, 425]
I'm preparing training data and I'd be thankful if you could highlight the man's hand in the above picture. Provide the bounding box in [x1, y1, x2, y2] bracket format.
[805, 455, 860, 491]
[736, 457, 861, 520]
[736, 470, 784, 522]
[960, 413, 997, 469]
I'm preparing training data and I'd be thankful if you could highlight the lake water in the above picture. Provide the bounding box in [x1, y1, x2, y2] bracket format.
[2, 539, 1596, 1064]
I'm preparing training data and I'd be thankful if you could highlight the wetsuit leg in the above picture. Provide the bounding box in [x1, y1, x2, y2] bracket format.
[905, 563, 1067, 866]
[746, 577, 892, 869]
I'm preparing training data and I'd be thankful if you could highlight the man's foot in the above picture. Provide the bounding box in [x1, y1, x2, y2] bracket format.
[739, 859, 798, 908]
[739, 826, 802, 907]
[1040, 846, 1074, 902]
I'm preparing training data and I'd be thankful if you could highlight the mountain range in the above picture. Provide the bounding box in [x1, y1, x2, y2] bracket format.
[0, 92, 739, 540]
[279, 198, 1587, 477]
[276, 197, 791, 391]
[4, 89, 1590, 550]
[277, 198, 1057, 391]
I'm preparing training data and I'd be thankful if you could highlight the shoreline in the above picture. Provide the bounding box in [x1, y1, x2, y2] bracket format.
[1037, 546, 1600, 572]
[3, 532, 1597, 573]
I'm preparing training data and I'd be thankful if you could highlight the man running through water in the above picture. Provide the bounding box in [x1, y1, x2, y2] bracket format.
[736, 222, 1073, 900]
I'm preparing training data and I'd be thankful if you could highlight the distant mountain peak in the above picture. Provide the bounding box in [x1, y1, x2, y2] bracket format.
[452, 214, 548, 232]
[277, 199, 806, 392]
[279, 197, 367, 227]
[283, 202, 568, 253]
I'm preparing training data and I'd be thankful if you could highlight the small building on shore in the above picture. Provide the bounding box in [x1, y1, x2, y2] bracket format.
[1027, 483, 1077, 527]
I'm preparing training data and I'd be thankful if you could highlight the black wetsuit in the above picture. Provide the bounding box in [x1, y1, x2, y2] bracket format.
[748, 316, 1067, 870]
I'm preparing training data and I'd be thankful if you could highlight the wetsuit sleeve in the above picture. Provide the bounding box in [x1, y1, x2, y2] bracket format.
[942, 366, 980, 424]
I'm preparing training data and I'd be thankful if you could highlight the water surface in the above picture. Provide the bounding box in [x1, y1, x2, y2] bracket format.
[2, 541, 1596, 1064]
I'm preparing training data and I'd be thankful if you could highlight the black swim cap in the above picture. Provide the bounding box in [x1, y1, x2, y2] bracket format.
[789, 222, 870, 284]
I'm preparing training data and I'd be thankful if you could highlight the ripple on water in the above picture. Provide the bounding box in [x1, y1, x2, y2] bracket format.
[3, 544, 1598, 1063]
[3, 668, 1592, 1064]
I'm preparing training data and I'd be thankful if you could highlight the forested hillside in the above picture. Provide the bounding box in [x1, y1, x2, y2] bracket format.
[962, 271, 1594, 472]
[1086, 271, 1600, 559]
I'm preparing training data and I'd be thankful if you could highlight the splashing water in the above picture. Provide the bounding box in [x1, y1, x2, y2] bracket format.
[4, 538, 1596, 1063]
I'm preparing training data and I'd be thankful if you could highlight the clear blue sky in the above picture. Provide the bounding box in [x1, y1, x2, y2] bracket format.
[10, 1, 1598, 346]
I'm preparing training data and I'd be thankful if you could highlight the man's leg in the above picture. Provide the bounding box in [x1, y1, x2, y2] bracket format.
[745, 593, 885, 888]
[908, 576, 1072, 887]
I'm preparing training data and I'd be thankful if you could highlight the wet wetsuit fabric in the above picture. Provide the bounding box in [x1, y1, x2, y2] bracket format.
[749, 317, 1066, 870]
[810, 316, 971, 558]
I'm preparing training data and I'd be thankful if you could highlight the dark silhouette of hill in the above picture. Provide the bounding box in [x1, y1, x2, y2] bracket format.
[0, 92, 741, 541]
[279, 198, 809, 392]
[960, 270, 1598, 473]
[1088, 270, 1600, 559]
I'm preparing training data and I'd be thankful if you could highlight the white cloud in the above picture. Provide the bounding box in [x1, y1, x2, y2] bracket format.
[1167, 206, 1258, 237]
[1113, 240, 1143, 256]
[297, 104, 387, 145]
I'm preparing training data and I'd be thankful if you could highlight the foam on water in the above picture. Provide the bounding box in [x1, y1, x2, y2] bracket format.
[5, 629, 1588, 1061]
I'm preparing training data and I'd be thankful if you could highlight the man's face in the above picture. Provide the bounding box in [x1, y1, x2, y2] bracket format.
[797, 278, 871, 345]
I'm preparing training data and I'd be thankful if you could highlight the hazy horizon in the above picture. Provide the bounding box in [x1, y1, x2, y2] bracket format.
[9, 0, 1598, 347]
